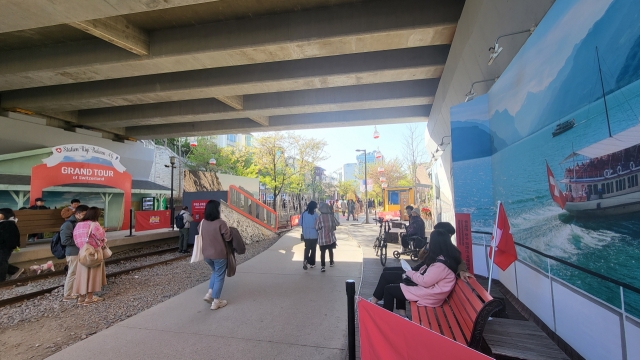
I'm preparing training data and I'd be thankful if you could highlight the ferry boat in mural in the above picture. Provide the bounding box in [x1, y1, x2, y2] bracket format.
[560, 129, 640, 216]
[551, 118, 576, 137]
[556, 48, 640, 216]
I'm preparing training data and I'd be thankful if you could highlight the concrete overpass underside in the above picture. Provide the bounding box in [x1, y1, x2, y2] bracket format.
[0, 0, 464, 140]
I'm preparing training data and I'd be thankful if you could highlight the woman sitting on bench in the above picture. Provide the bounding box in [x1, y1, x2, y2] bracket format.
[373, 229, 461, 316]
[369, 222, 473, 306]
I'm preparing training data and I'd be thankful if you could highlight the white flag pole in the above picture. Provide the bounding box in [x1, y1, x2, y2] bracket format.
[487, 201, 501, 295]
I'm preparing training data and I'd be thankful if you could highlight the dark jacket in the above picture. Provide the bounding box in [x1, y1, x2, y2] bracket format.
[229, 227, 246, 255]
[0, 220, 21, 252]
[405, 215, 426, 238]
[60, 217, 79, 256]
[28, 205, 50, 210]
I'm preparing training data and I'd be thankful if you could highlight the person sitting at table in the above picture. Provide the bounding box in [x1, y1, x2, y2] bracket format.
[376, 230, 461, 316]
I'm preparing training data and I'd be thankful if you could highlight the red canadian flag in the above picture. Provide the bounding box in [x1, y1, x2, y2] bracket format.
[489, 202, 517, 271]
[546, 162, 567, 209]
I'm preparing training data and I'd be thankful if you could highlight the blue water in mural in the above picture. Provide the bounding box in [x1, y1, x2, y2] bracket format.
[493, 79, 640, 317]
[452, 156, 495, 243]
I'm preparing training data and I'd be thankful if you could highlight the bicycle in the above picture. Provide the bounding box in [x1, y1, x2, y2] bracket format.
[373, 217, 391, 266]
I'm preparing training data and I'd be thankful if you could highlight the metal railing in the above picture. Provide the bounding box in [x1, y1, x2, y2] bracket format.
[471, 230, 640, 360]
[472, 230, 640, 296]
[228, 185, 277, 232]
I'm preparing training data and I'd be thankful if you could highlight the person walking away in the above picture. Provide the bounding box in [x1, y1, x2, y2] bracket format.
[28, 198, 50, 242]
[347, 200, 356, 221]
[60, 205, 89, 301]
[0, 208, 23, 281]
[72, 207, 107, 305]
[60, 199, 81, 220]
[301, 201, 319, 270]
[340, 199, 347, 217]
[200, 200, 233, 310]
[177, 206, 194, 254]
[315, 203, 338, 272]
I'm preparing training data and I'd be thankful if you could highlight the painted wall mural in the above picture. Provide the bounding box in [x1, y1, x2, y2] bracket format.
[452, 0, 640, 317]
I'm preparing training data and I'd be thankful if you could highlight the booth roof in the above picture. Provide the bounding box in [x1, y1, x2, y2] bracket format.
[0, 174, 171, 192]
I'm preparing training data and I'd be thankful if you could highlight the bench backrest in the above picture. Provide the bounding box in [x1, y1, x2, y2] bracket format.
[14, 209, 65, 247]
[446, 278, 503, 349]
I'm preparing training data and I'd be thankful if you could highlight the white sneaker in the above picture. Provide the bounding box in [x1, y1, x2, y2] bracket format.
[211, 299, 228, 310]
[9, 268, 24, 280]
[203, 294, 213, 303]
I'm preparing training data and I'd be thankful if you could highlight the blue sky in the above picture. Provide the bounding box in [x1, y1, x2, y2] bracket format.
[290, 122, 427, 174]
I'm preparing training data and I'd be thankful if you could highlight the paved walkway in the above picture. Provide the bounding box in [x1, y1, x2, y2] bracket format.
[47, 227, 362, 360]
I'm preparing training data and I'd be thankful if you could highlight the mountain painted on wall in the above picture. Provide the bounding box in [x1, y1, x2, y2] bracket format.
[490, 0, 640, 151]
[452, 121, 494, 161]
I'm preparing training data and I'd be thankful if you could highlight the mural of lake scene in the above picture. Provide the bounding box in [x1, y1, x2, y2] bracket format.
[453, 0, 640, 317]
[451, 95, 496, 243]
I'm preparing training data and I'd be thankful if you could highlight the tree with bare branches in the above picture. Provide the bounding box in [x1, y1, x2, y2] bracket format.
[401, 124, 428, 185]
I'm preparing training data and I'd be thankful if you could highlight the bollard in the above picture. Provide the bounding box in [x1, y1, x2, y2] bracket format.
[125, 209, 135, 237]
[346, 280, 356, 360]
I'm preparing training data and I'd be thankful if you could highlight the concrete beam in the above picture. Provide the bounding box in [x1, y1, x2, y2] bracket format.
[79, 79, 438, 127]
[250, 116, 270, 126]
[215, 96, 243, 110]
[0, 0, 219, 33]
[126, 105, 431, 139]
[2, 46, 447, 113]
[0, 0, 463, 91]
[69, 17, 150, 56]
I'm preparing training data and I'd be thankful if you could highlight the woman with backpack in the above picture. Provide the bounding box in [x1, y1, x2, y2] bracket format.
[200, 200, 233, 310]
[73, 207, 107, 305]
[0, 208, 23, 281]
[315, 202, 338, 272]
[301, 201, 319, 270]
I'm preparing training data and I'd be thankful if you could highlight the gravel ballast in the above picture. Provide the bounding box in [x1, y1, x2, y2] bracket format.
[0, 231, 281, 360]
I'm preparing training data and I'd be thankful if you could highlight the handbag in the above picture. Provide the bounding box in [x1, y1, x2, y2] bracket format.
[225, 240, 237, 277]
[190, 222, 204, 263]
[402, 276, 418, 287]
[78, 223, 103, 268]
[300, 213, 305, 241]
[102, 243, 112, 259]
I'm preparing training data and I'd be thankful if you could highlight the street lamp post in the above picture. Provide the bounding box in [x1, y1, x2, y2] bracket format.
[165, 156, 177, 230]
[355, 149, 370, 224]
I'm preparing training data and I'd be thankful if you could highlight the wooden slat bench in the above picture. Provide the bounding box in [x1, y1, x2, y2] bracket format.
[14, 209, 66, 248]
[410, 277, 504, 351]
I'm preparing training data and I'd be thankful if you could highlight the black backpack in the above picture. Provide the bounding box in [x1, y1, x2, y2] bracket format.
[50, 232, 66, 259]
[51, 219, 75, 259]
[175, 213, 186, 229]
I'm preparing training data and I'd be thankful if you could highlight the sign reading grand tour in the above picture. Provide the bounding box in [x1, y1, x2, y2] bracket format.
[30, 144, 132, 230]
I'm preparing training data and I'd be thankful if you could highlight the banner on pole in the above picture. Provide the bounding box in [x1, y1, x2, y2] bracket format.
[135, 210, 171, 231]
[357, 297, 492, 360]
[454, 213, 474, 274]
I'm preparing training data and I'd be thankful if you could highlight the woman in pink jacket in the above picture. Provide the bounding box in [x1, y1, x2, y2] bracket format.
[381, 229, 461, 316]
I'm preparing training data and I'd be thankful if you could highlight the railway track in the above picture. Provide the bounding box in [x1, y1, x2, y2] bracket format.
[0, 248, 190, 308]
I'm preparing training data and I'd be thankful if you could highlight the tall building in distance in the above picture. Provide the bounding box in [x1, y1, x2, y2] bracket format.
[356, 151, 380, 165]
[342, 163, 357, 182]
[189, 134, 253, 148]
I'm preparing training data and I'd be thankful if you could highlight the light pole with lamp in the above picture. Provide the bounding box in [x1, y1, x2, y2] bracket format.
[355, 149, 370, 224]
[165, 156, 177, 230]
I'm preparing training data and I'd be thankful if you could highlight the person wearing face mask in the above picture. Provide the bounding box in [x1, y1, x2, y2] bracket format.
[0, 208, 23, 281]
